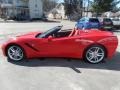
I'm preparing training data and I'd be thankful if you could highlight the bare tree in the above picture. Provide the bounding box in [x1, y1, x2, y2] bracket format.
[42, 0, 57, 12]
[64, 0, 83, 20]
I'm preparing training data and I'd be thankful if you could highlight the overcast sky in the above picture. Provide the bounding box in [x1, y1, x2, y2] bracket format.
[58, 0, 64, 3]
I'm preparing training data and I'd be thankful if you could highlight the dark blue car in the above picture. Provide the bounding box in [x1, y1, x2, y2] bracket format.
[75, 17, 101, 30]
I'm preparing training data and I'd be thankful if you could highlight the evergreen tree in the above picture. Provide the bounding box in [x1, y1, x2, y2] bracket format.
[92, 0, 120, 15]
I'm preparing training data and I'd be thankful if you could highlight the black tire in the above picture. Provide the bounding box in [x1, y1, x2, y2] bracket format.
[84, 45, 106, 64]
[7, 45, 25, 62]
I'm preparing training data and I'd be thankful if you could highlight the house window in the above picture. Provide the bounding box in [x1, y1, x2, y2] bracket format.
[8, 0, 13, 4]
[35, 4, 37, 8]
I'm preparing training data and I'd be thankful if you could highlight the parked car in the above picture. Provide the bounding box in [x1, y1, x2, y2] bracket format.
[111, 18, 120, 29]
[75, 17, 101, 30]
[2, 26, 118, 64]
[100, 18, 113, 30]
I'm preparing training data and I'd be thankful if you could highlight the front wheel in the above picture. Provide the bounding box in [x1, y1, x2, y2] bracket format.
[84, 45, 105, 64]
[7, 45, 25, 62]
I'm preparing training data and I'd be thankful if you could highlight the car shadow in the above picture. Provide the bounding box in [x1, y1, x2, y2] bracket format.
[9, 52, 120, 73]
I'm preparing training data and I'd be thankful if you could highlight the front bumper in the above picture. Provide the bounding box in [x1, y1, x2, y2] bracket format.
[1, 43, 7, 56]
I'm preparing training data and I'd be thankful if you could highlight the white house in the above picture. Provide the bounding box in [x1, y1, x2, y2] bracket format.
[102, 11, 115, 18]
[48, 3, 66, 19]
[0, 0, 13, 18]
[115, 11, 120, 18]
[0, 0, 43, 19]
[29, 0, 43, 19]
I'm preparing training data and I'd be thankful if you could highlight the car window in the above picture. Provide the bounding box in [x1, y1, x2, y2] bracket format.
[37, 26, 62, 38]
[103, 18, 112, 22]
[79, 18, 85, 22]
[89, 18, 99, 23]
[112, 19, 120, 21]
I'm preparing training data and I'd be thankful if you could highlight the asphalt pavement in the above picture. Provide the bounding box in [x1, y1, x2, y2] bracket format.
[0, 20, 120, 90]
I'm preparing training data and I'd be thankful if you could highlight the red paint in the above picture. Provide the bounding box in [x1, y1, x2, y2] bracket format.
[2, 29, 118, 60]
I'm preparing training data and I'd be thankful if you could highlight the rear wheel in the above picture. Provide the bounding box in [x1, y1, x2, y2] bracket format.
[84, 45, 105, 64]
[7, 45, 25, 62]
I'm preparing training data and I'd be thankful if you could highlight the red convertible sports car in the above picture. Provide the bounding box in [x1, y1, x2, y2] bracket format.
[2, 26, 118, 64]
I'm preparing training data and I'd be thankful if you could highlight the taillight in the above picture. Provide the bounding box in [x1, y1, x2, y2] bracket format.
[104, 22, 111, 24]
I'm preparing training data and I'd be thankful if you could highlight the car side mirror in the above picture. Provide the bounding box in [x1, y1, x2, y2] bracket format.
[48, 36, 53, 41]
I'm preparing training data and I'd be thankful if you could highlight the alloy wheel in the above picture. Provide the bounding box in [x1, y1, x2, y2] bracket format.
[7, 45, 24, 61]
[85, 46, 105, 64]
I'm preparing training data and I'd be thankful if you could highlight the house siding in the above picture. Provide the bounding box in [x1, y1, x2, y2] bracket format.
[0, 0, 43, 19]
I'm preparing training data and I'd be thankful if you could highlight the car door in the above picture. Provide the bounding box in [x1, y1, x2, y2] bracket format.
[27, 38, 52, 57]
[45, 36, 82, 58]
[33, 36, 82, 58]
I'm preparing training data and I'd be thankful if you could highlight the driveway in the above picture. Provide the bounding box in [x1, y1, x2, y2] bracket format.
[0, 21, 120, 90]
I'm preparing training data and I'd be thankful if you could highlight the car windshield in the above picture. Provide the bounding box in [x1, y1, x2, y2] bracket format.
[37, 26, 63, 38]
[89, 18, 99, 23]
[112, 19, 120, 21]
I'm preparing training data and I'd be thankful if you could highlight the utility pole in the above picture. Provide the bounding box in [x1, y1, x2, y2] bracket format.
[79, 0, 83, 18]
[54, 0, 56, 8]
[87, 0, 90, 17]
[83, 0, 85, 17]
